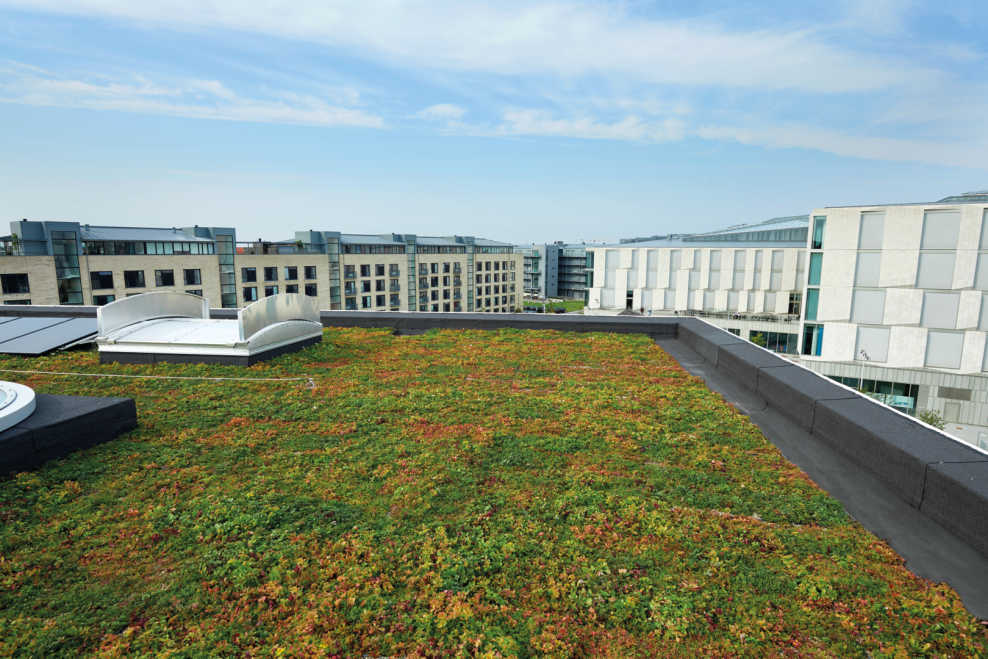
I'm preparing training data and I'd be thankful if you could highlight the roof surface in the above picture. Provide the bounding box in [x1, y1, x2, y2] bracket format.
[80, 225, 213, 242]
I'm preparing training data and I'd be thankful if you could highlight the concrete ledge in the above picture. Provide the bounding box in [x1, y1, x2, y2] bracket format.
[316, 311, 680, 337]
[756, 364, 858, 431]
[0, 394, 137, 475]
[715, 342, 789, 388]
[921, 462, 988, 558]
[677, 319, 744, 366]
[812, 398, 985, 508]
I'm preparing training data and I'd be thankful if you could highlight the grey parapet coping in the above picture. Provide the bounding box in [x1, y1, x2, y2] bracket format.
[676, 319, 744, 367]
[756, 364, 859, 431]
[0, 394, 137, 475]
[0, 305, 98, 318]
[314, 311, 680, 337]
[715, 342, 789, 388]
[921, 462, 988, 558]
[812, 398, 986, 508]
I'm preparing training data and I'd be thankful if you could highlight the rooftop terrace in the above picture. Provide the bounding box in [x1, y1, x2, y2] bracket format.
[0, 320, 985, 655]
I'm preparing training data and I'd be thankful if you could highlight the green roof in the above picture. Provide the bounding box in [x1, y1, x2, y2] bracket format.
[0, 328, 984, 655]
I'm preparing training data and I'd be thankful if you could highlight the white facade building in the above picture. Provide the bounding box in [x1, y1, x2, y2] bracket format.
[588, 192, 988, 449]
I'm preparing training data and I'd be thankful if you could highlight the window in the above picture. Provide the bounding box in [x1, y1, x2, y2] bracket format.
[443, 275, 450, 286]
[858, 211, 885, 249]
[376, 294, 386, 307]
[787, 292, 802, 315]
[769, 251, 783, 290]
[265, 285, 279, 296]
[431, 276, 439, 288]
[285, 284, 299, 294]
[390, 294, 400, 308]
[361, 295, 371, 309]
[345, 281, 357, 295]
[732, 251, 745, 289]
[185, 289, 203, 297]
[241, 267, 257, 282]
[431, 262, 439, 274]
[802, 324, 824, 356]
[344, 265, 356, 279]
[360, 264, 371, 277]
[155, 269, 175, 287]
[709, 250, 721, 289]
[921, 292, 959, 329]
[304, 265, 317, 280]
[749, 330, 798, 354]
[390, 278, 400, 292]
[916, 253, 955, 289]
[243, 287, 258, 302]
[389, 264, 400, 277]
[90, 271, 114, 289]
[375, 264, 385, 277]
[855, 326, 890, 362]
[804, 288, 819, 321]
[285, 266, 298, 280]
[3, 299, 30, 305]
[854, 253, 880, 287]
[921, 209, 961, 249]
[117, 270, 144, 289]
[93, 294, 115, 305]
[183, 269, 201, 286]
[811, 216, 826, 249]
[0, 274, 29, 295]
[305, 284, 317, 297]
[926, 331, 963, 369]
[688, 252, 701, 289]
[361, 280, 371, 293]
[851, 290, 885, 324]
[264, 267, 278, 281]
[346, 297, 357, 310]
[376, 279, 385, 292]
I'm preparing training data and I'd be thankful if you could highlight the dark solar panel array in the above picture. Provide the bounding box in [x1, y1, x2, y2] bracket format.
[0, 316, 97, 355]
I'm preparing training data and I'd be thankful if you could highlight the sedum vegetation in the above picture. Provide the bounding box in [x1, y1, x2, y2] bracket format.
[0, 328, 984, 656]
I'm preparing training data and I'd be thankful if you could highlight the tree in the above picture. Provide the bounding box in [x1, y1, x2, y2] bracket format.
[918, 409, 946, 430]
[749, 332, 767, 347]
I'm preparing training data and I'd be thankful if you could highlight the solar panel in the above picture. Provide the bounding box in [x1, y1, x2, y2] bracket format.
[0, 316, 98, 355]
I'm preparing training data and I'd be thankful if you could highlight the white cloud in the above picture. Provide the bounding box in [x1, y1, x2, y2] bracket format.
[0, 0, 942, 94]
[416, 103, 466, 121]
[496, 109, 686, 143]
[0, 64, 385, 128]
[696, 122, 987, 169]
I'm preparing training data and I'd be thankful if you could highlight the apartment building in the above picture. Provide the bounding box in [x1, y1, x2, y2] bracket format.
[518, 242, 594, 301]
[587, 193, 988, 447]
[0, 221, 523, 313]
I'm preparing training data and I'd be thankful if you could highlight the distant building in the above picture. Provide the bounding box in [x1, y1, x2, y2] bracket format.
[587, 192, 988, 449]
[0, 221, 523, 313]
[517, 242, 596, 301]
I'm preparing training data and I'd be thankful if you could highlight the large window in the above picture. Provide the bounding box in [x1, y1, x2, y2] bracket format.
[264, 285, 279, 296]
[90, 271, 114, 290]
[243, 286, 258, 302]
[304, 265, 317, 279]
[855, 326, 890, 363]
[921, 292, 959, 329]
[749, 330, 798, 354]
[926, 331, 963, 369]
[155, 269, 175, 287]
[0, 273, 29, 295]
[93, 294, 115, 306]
[811, 216, 826, 249]
[123, 270, 145, 288]
[183, 269, 201, 286]
[264, 267, 278, 281]
[360, 264, 371, 277]
[242, 267, 257, 282]
[285, 284, 298, 294]
[804, 288, 819, 321]
[285, 266, 298, 281]
[305, 284, 317, 297]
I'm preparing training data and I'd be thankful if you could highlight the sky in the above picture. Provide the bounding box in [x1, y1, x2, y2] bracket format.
[0, 1, 986, 244]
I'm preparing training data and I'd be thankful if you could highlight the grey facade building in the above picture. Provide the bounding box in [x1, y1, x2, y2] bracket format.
[518, 242, 595, 301]
[0, 220, 523, 313]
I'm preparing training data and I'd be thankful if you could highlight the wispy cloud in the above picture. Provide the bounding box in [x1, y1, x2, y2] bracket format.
[0, 61, 384, 128]
[495, 109, 686, 143]
[0, 0, 943, 94]
[415, 103, 466, 121]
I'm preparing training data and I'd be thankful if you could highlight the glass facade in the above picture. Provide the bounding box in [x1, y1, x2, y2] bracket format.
[52, 230, 83, 304]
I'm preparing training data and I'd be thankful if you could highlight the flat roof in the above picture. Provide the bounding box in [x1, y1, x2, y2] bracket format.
[80, 225, 213, 242]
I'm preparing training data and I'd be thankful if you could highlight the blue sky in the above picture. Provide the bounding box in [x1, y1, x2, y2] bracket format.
[1, 1, 986, 243]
